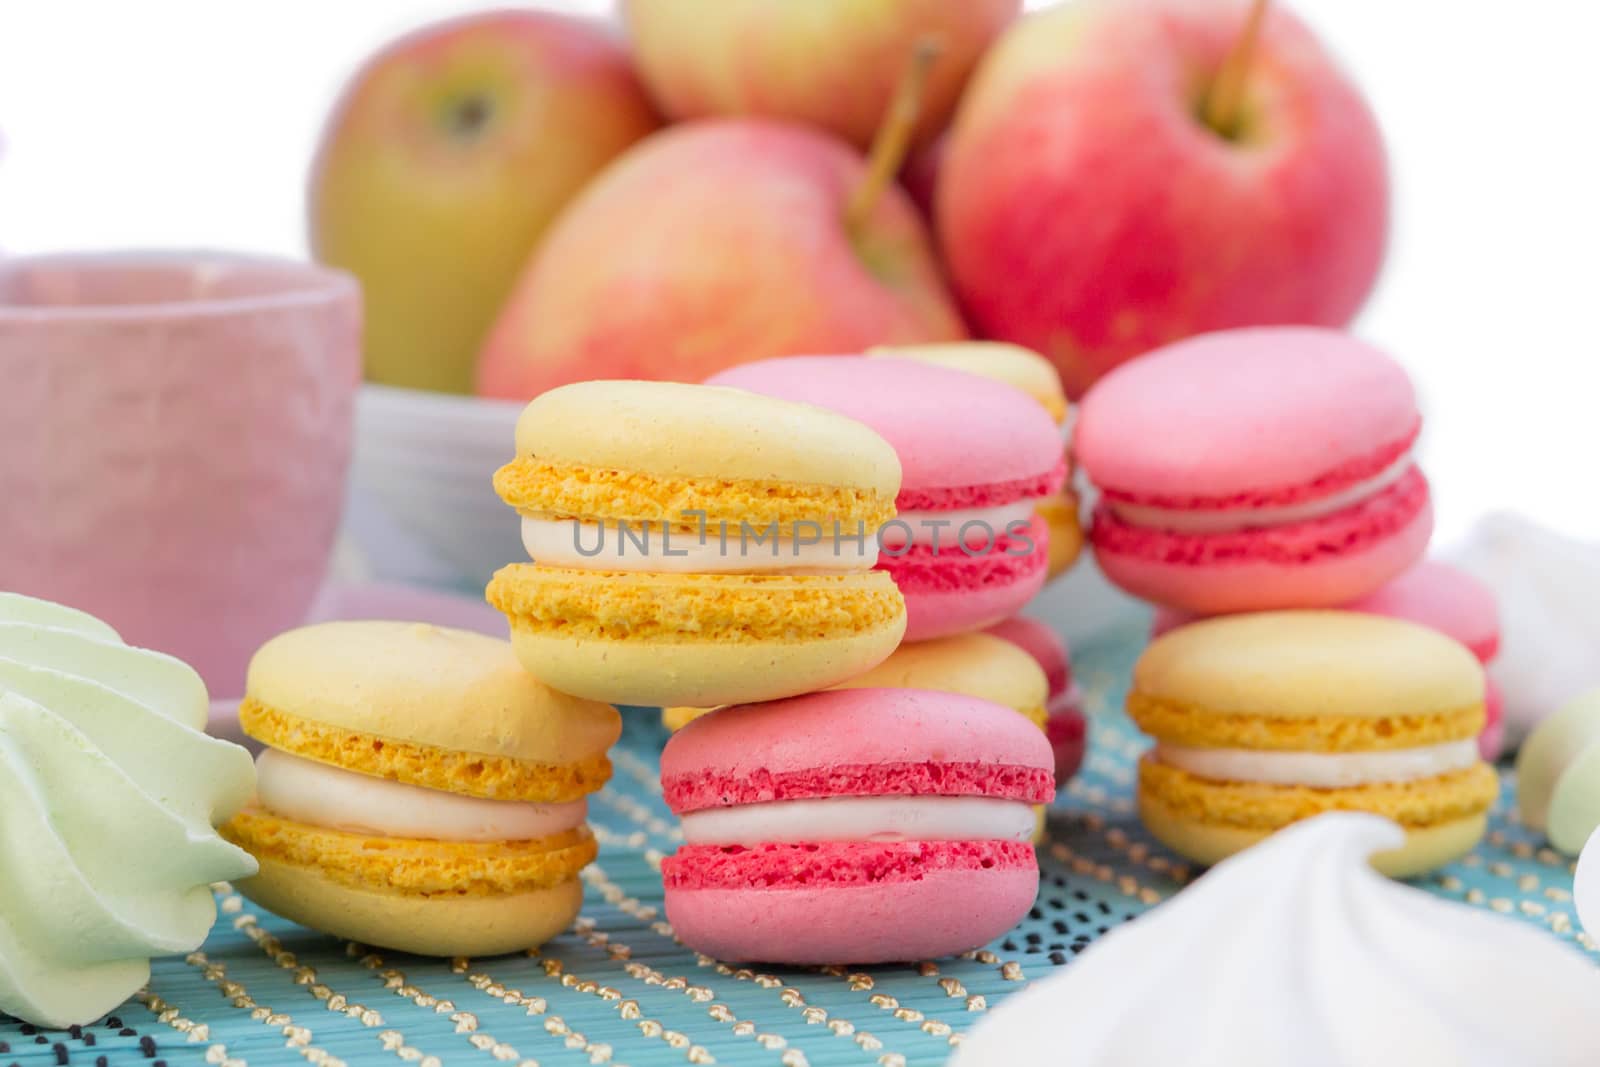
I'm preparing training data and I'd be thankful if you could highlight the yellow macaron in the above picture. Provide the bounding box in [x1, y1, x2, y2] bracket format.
[221, 621, 621, 956]
[1129, 611, 1498, 877]
[486, 380, 908, 707]
[664, 631, 1049, 731]
[869, 342, 1081, 579]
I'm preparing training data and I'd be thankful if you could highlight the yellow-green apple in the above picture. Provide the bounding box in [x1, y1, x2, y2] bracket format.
[310, 12, 660, 394]
[938, 0, 1388, 398]
[621, 0, 1018, 151]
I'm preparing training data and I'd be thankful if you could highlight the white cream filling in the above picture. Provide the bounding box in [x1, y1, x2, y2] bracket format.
[879, 500, 1040, 549]
[1108, 451, 1414, 534]
[255, 749, 587, 842]
[679, 795, 1037, 845]
[1155, 738, 1479, 788]
[521, 516, 875, 574]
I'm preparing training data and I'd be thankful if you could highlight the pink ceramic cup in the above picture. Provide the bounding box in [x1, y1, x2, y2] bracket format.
[0, 251, 361, 697]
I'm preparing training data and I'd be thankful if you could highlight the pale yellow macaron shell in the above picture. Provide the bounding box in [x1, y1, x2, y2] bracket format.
[869, 342, 1069, 424]
[1138, 800, 1490, 880]
[664, 631, 1049, 730]
[499, 379, 902, 531]
[514, 380, 901, 491]
[1131, 611, 1486, 751]
[234, 854, 584, 958]
[244, 621, 621, 801]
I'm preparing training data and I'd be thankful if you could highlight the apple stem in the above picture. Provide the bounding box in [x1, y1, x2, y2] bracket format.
[1204, 0, 1270, 138]
[846, 37, 941, 234]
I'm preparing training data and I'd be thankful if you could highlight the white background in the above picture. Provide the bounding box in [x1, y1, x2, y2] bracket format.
[1, 0, 1596, 545]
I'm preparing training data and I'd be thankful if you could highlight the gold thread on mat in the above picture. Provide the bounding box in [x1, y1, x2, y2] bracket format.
[136, 989, 244, 1066]
[355, 951, 563, 1067]
[172, 889, 381, 1067]
[584, 859, 912, 1062]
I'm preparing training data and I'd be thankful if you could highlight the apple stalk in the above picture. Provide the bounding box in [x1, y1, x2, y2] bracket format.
[845, 37, 942, 235]
[1204, 0, 1270, 138]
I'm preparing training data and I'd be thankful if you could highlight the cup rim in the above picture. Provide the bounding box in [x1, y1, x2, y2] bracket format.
[0, 249, 359, 323]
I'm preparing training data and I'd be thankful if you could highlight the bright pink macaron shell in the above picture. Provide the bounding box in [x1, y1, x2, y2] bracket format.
[660, 688, 1053, 964]
[984, 616, 1086, 785]
[707, 356, 1065, 640]
[1077, 327, 1433, 614]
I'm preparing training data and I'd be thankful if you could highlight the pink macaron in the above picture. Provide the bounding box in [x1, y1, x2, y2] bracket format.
[1076, 327, 1433, 615]
[660, 688, 1053, 964]
[985, 616, 1086, 786]
[1153, 559, 1505, 759]
[708, 356, 1065, 640]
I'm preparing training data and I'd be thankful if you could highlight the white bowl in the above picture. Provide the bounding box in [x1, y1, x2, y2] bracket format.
[343, 384, 523, 591]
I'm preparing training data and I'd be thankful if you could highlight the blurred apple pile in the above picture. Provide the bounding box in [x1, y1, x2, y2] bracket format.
[311, 0, 1387, 402]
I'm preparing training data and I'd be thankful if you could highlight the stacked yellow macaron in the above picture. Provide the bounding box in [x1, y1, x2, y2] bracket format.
[487, 380, 908, 708]
[1129, 611, 1498, 877]
[665, 631, 1049, 733]
[221, 621, 620, 956]
[870, 341, 1082, 580]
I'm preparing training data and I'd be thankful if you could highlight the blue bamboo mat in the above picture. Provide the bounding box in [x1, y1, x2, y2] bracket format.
[5, 623, 1592, 1067]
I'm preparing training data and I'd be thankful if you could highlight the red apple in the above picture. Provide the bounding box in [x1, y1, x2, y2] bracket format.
[475, 119, 966, 399]
[938, 0, 1388, 397]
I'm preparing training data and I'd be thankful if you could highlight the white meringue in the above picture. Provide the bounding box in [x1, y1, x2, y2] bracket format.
[0, 593, 258, 1028]
[1577, 826, 1600, 941]
[954, 814, 1600, 1067]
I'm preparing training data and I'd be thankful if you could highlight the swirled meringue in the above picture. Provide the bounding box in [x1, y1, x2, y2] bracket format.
[955, 814, 1600, 1067]
[0, 593, 258, 1028]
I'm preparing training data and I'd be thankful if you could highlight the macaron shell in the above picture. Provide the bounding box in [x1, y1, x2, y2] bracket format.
[489, 565, 906, 707]
[1138, 800, 1488, 880]
[508, 621, 904, 710]
[234, 854, 583, 957]
[707, 356, 1064, 494]
[984, 616, 1072, 698]
[239, 698, 614, 803]
[832, 632, 1049, 726]
[1343, 560, 1501, 661]
[246, 621, 620, 765]
[512, 380, 901, 495]
[661, 689, 1054, 795]
[883, 516, 1050, 641]
[1134, 611, 1485, 723]
[1037, 490, 1084, 580]
[663, 847, 1038, 964]
[868, 342, 1070, 425]
[1093, 473, 1433, 615]
[1075, 327, 1420, 503]
[661, 632, 1052, 733]
[1047, 703, 1087, 787]
[1151, 559, 1502, 663]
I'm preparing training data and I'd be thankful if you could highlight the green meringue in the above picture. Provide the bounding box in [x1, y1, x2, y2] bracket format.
[0, 593, 258, 1028]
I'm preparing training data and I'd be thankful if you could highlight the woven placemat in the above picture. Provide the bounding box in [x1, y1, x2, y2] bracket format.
[5, 624, 1592, 1067]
